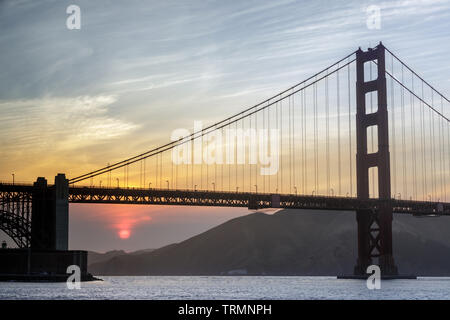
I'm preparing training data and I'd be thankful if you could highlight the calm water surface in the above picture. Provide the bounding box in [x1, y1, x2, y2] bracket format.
[1, 276, 450, 300]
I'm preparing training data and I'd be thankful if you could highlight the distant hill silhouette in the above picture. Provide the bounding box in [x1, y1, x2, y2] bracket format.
[89, 209, 450, 276]
[88, 250, 126, 266]
[88, 249, 155, 267]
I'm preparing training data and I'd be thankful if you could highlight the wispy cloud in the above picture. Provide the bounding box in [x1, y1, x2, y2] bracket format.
[0, 95, 138, 155]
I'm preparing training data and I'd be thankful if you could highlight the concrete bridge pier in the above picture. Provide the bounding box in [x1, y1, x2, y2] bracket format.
[31, 174, 69, 250]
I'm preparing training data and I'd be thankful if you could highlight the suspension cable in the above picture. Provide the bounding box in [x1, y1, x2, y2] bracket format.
[69, 55, 357, 184]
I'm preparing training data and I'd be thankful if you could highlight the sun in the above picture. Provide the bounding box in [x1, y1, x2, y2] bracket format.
[118, 229, 130, 239]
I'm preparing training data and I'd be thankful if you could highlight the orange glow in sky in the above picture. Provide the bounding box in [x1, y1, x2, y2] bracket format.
[71, 204, 154, 240]
[68, 203, 249, 251]
[113, 214, 151, 239]
[118, 229, 130, 239]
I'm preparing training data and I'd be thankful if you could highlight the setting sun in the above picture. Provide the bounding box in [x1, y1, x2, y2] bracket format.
[118, 230, 130, 239]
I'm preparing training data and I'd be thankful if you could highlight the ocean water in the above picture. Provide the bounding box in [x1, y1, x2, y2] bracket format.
[1, 276, 450, 300]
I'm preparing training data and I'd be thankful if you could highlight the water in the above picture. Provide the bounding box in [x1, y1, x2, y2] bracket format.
[1, 276, 450, 300]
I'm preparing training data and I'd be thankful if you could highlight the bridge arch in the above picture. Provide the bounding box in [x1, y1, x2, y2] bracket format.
[0, 209, 31, 248]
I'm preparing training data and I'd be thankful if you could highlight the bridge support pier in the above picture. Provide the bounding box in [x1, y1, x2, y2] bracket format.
[31, 174, 69, 250]
[354, 43, 398, 276]
[0, 174, 97, 281]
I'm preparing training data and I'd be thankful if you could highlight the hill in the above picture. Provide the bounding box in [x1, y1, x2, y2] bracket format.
[87, 249, 155, 267]
[89, 209, 450, 276]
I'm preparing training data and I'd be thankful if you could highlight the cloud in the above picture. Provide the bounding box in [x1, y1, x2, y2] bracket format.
[0, 95, 138, 154]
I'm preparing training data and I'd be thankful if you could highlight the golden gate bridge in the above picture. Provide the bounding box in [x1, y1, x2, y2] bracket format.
[1, 43, 449, 277]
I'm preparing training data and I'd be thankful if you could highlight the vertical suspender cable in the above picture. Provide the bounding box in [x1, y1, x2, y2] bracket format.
[440, 97, 445, 201]
[228, 123, 231, 192]
[159, 153, 162, 189]
[431, 91, 436, 200]
[292, 92, 296, 194]
[242, 119, 244, 192]
[206, 132, 209, 191]
[256, 107, 259, 192]
[281, 97, 284, 193]
[276, 101, 279, 193]
[314, 80, 318, 194]
[401, 64, 406, 199]
[301, 89, 304, 195]
[447, 105, 450, 202]
[337, 68, 342, 196]
[234, 121, 238, 191]
[304, 87, 308, 195]
[411, 73, 417, 200]
[264, 102, 267, 193]
[290, 94, 293, 193]
[421, 81, 427, 200]
[249, 114, 252, 192]
[221, 127, 224, 192]
[326, 72, 330, 195]
[268, 101, 271, 193]
[348, 60, 353, 197]
[191, 136, 194, 190]
[171, 150, 174, 189]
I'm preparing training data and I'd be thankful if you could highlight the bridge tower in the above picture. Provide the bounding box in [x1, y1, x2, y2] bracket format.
[31, 174, 69, 250]
[354, 43, 398, 275]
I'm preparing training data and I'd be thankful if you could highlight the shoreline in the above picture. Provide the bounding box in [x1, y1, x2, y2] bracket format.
[0, 273, 102, 283]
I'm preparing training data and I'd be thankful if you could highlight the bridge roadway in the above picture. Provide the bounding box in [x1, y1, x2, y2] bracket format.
[1, 183, 449, 216]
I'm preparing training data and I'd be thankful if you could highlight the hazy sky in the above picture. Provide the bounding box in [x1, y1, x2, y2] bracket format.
[1, 0, 450, 252]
